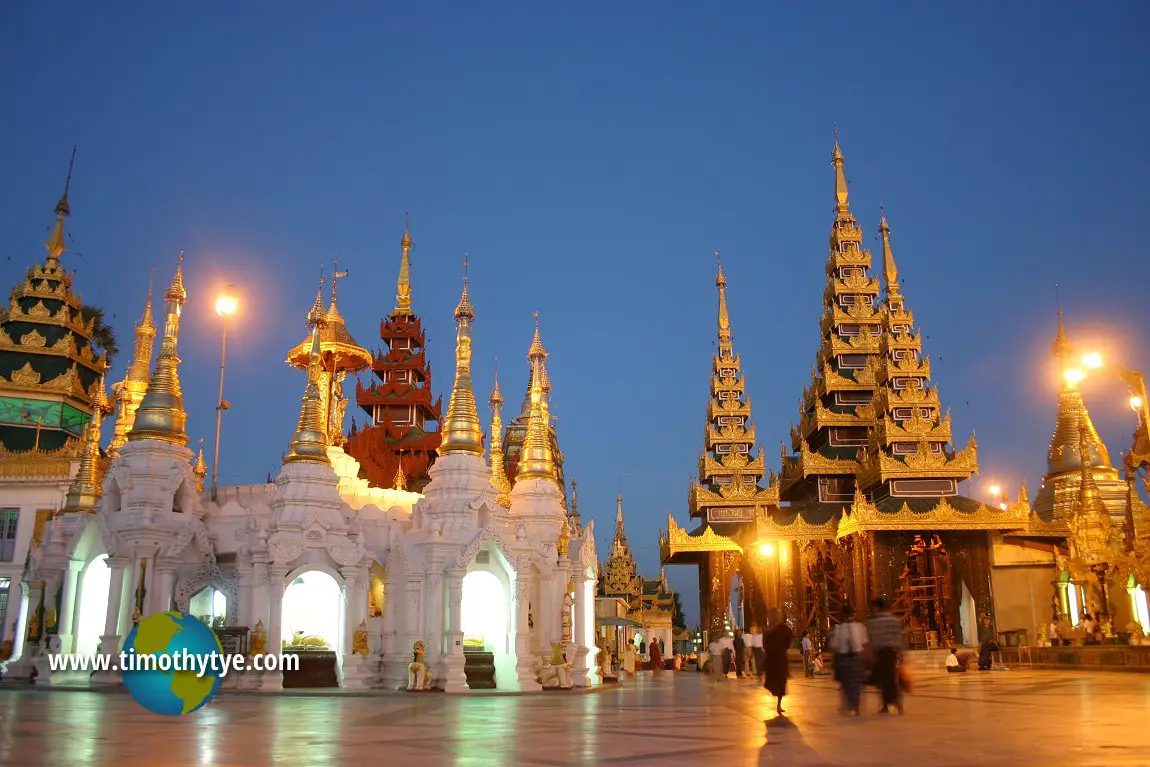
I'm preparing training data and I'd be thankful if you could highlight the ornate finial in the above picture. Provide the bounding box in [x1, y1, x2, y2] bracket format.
[394, 217, 414, 317]
[1053, 285, 1074, 379]
[516, 320, 557, 481]
[393, 457, 407, 491]
[715, 252, 732, 345]
[454, 255, 475, 321]
[109, 280, 158, 455]
[193, 439, 208, 493]
[878, 207, 899, 293]
[284, 321, 331, 465]
[488, 366, 512, 505]
[441, 269, 483, 455]
[832, 129, 850, 214]
[44, 146, 77, 270]
[616, 492, 625, 528]
[128, 252, 189, 446]
[568, 476, 582, 533]
[330, 258, 349, 309]
[528, 311, 547, 360]
[308, 266, 326, 326]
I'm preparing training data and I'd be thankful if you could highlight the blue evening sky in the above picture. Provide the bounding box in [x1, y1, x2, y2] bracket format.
[2, 2, 1148, 624]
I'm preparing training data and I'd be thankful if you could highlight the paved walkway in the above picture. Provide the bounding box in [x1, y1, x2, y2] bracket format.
[2, 669, 1149, 766]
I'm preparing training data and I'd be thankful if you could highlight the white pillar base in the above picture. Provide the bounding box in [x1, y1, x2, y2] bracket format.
[340, 654, 373, 688]
[442, 651, 468, 693]
[90, 635, 123, 686]
[379, 652, 409, 690]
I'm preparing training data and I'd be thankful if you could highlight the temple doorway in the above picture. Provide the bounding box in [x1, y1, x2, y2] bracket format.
[461, 566, 511, 690]
[281, 570, 343, 689]
[461, 570, 507, 653]
[282, 570, 342, 650]
[75, 554, 110, 657]
[189, 587, 227, 628]
[893, 535, 956, 649]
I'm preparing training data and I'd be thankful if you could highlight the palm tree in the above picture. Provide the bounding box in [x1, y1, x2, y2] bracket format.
[81, 305, 119, 364]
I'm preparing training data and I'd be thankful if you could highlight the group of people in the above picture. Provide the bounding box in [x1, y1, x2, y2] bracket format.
[706, 609, 793, 714]
[828, 598, 906, 716]
[619, 637, 667, 678]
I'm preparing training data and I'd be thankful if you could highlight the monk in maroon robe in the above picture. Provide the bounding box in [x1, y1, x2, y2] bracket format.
[763, 609, 794, 714]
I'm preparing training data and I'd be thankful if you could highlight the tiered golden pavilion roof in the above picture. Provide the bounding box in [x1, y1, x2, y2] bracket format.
[0, 152, 107, 457]
[780, 139, 977, 507]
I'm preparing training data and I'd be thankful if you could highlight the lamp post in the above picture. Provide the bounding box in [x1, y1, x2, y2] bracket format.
[211, 285, 239, 501]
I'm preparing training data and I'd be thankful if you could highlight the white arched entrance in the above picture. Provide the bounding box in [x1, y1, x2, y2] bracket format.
[76, 555, 110, 657]
[462, 570, 507, 652]
[281, 570, 342, 651]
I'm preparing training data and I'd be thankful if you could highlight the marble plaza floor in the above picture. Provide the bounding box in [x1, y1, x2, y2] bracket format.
[2, 669, 1150, 766]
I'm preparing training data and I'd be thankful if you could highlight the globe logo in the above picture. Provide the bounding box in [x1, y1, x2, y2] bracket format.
[121, 611, 224, 716]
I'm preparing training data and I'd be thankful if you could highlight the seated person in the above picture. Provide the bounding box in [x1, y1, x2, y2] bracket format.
[978, 639, 1000, 670]
[945, 648, 967, 673]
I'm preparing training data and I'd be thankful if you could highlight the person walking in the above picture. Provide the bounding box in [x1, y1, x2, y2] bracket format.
[763, 609, 794, 715]
[830, 607, 867, 715]
[748, 625, 765, 680]
[733, 629, 746, 679]
[650, 638, 664, 674]
[707, 636, 725, 682]
[867, 598, 904, 714]
[801, 631, 814, 678]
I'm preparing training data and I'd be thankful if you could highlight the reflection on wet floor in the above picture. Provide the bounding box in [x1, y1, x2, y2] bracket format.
[2, 670, 1149, 766]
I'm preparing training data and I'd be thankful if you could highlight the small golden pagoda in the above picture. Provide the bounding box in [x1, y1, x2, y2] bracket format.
[286, 269, 371, 449]
[601, 494, 676, 627]
[502, 318, 567, 497]
[1033, 308, 1128, 524]
[107, 280, 155, 457]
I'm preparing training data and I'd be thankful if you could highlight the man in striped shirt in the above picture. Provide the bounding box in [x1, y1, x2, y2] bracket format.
[866, 597, 904, 714]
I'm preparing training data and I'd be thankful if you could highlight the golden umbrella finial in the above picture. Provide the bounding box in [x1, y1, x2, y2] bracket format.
[440, 256, 483, 455]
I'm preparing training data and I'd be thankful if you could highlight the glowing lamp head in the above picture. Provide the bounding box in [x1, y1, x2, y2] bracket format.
[215, 285, 239, 318]
[1131, 395, 1145, 412]
[988, 484, 1001, 497]
[1083, 352, 1103, 370]
[1063, 368, 1086, 387]
[758, 542, 775, 557]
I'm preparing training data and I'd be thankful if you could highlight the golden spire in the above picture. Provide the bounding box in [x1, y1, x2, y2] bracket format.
[557, 514, 570, 556]
[488, 367, 512, 504]
[568, 476, 582, 532]
[1053, 301, 1074, 384]
[193, 439, 207, 493]
[616, 492, 625, 530]
[108, 279, 157, 456]
[127, 252, 188, 446]
[284, 322, 331, 465]
[715, 252, 731, 347]
[44, 146, 76, 271]
[440, 260, 484, 456]
[1072, 420, 1111, 563]
[832, 127, 850, 215]
[878, 206, 899, 293]
[394, 216, 414, 317]
[393, 458, 407, 491]
[516, 316, 556, 481]
[307, 267, 326, 325]
[62, 369, 108, 512]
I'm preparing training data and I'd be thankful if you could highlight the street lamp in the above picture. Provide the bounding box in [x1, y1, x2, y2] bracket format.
[211, 285, 239, 500]
[758, 542, 775, 557]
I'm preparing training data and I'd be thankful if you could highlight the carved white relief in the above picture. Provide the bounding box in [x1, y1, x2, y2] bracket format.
[267, 535, 305, 566]
[328, 541, 365, 567]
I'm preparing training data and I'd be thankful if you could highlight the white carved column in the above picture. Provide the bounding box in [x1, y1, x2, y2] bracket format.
[514, 575, 541, 691]
[151, 566, 177, 615]
[91, 558, 129, 685]
[337, 566, 370, 688]
[442, 567, 468, 692]
[6, 578, 27, 662]
[263, 566, 288, 690]
[55, 561, 83, 654]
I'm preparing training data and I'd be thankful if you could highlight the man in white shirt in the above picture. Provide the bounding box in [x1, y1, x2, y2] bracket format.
[718, 635, 735, 677]
[830, 609, 869, 715]
[945, 648, 966, 673]
[746, 626, 764, 678]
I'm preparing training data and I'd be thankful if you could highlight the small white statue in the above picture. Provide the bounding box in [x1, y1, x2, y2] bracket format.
[407, 640, 430, 691]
